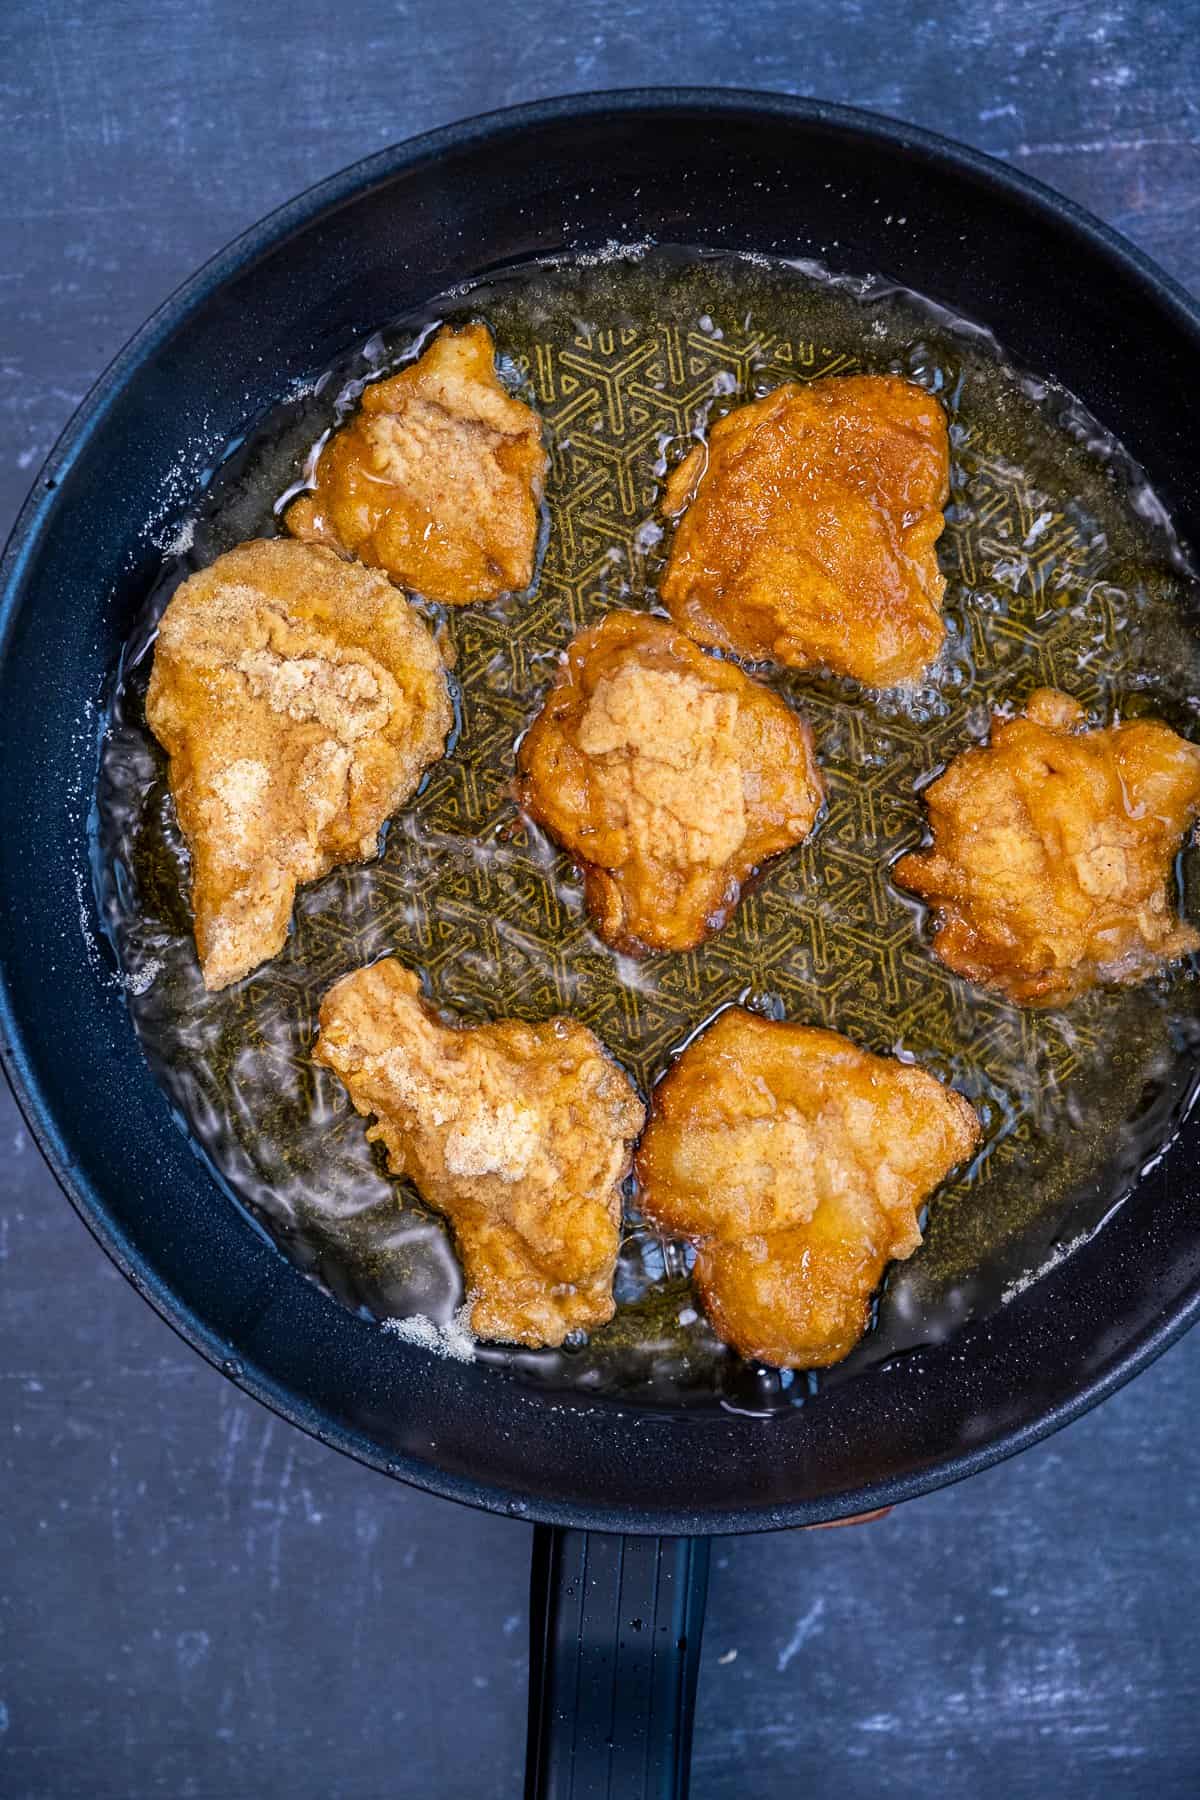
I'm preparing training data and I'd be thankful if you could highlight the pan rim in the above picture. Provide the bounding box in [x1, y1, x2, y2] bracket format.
[4, 86, 1200, 1534]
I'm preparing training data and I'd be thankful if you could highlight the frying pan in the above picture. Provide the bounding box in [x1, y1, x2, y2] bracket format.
[4, 89, 1200, 1798]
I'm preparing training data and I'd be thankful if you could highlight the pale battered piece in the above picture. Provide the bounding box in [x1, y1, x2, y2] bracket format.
[660, 374, 950, 687]
[286, 323, 548, 604]
[894, 689, 1200, 1007]
[146, 538, 452, 991]
[313, 958, 645, 1347]
[517, 611, 824, 954]
[636, 1008, 980, 1368]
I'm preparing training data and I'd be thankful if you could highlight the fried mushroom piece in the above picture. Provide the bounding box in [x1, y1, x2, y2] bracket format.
[894, 689, 1200, 1007]
[145, 538, 452, 991]
[660, 374, 950, 687]
[285, 322, 547, 604]
[516, 611, 824, 953]
[636, 1008, 980, 1368]
[313, 958, 645, 1348]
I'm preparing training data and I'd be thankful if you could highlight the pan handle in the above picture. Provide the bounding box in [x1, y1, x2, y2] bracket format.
[525, 1527, 711, 1800]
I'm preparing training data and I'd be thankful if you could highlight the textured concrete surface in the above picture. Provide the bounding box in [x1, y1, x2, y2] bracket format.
[2, 3, 1199, 1795]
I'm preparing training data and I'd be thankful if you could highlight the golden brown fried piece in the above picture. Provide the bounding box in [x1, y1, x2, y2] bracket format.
[894, 689, 1200, 1007]
[636, 1008, 979, 1368]
[313, 958, 645, 1347]
[285, 323, 547, 604]
[516, 611, 824, 954]
[146, 539, 452, 991]
[660, 374, 950, 687]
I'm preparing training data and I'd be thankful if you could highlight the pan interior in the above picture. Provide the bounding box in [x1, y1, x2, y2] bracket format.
[92, 246, 1200, 1415]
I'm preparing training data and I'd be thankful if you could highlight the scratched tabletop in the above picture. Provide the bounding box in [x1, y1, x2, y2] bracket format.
[3, 4, 1199, 1797]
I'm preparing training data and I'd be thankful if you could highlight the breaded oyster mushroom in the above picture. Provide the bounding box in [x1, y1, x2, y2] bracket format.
[313, 958, 645, 1348]
[894, 688, 1200, 1007]
[517, 610, 824, 954]
[145, 538, 452, 991]
[660, 374, 950, 687]
[636, 1008, 980, 1369]
[286, 322, 547, 604]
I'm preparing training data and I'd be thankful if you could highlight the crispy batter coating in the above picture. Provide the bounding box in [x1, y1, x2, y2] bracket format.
[145, 539, 452, 991]
[894, 688, 1200, 1007]
[285, 323, 547, 604]
[636, 1008, 979, 1368]
[660, 374, 950, 687]
[516, 611, 824, 953]
[313, 958, 645, 1347]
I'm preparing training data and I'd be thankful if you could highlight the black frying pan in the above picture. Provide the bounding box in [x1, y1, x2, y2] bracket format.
[4, 90, 1200, 1798]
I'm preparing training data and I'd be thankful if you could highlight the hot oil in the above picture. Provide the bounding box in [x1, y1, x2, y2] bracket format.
[92, 247, 1200, 1414]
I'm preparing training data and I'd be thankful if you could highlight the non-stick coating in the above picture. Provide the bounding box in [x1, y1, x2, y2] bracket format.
[3, 91, 1200, 1534]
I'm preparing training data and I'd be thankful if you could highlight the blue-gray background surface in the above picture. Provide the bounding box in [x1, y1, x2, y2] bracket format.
[2, 4, 1198, 1796]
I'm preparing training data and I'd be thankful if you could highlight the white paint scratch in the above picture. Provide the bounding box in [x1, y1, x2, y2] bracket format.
[777, 1598, 826, 1673]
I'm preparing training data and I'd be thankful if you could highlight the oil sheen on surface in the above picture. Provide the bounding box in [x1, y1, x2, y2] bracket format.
[92, 248, 1200, 1414]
